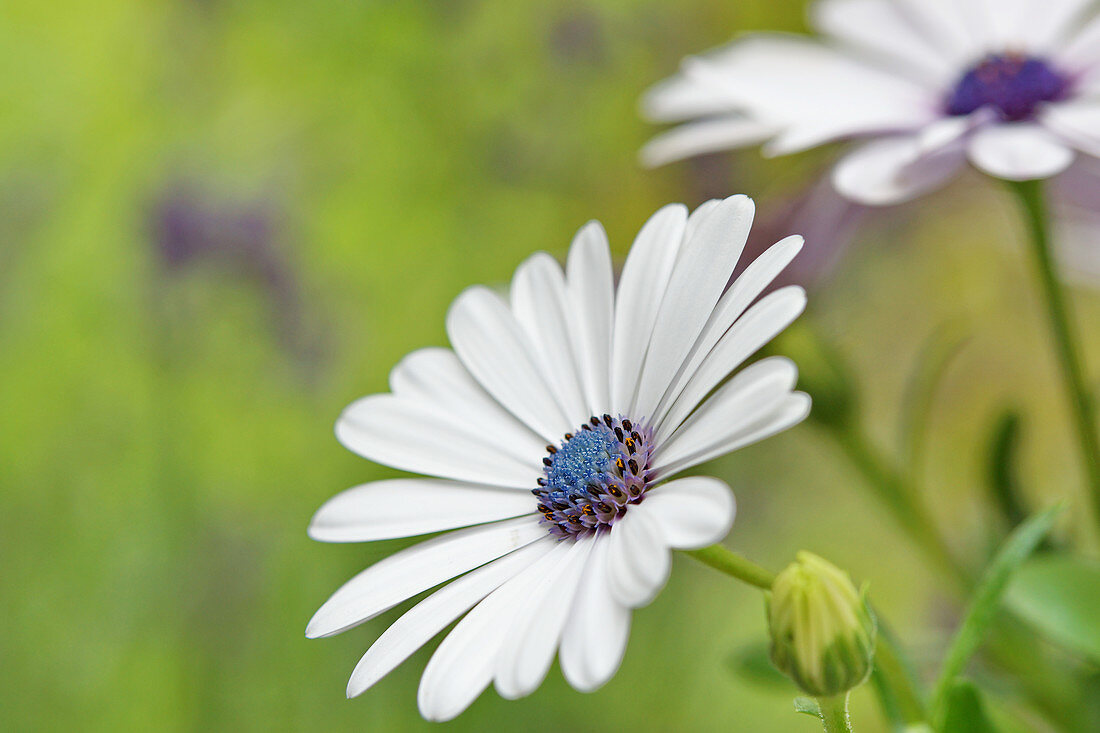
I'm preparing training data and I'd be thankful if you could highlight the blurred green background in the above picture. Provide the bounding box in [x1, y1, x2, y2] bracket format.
[3, 0, 1096, 730]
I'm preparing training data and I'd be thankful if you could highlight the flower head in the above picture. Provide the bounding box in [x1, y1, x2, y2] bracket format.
[307, 196, 811, 720]
[642, 0, 1100, 205]
[767, 552, 876, 697]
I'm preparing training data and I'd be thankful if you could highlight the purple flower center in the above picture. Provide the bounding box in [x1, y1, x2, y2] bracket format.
[533, 414, 654, 539]
[946, 54, 1070, 122]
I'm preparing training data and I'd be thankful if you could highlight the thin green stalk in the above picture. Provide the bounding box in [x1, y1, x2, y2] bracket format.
[686, 544, 775, 589]
[816, 694, 853, 733]
[1007, 179, 1100, 534]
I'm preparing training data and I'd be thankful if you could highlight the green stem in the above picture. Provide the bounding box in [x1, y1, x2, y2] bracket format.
[872, 619, 927, 725]
[830, 423, 970, 590]
[686, 544, 775, 589]
[1007, 179, 1100, 534]
[816, 694, 853, 733]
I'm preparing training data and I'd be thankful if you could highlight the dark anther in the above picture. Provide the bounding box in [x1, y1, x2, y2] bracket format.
[564, 432, 574, 440]
[615, 457, 625, 473]
[546, 444, 557, 454]
[552, 501, 569, 511]
[628, 458, 639, 475]
[614, 427, 624, 441]
[602, 414, 613, 427]
[628, 484, 641, 497]
[543, 457, 553, 467]
[567, 515, 583, 525]
[590, 416, 600, 426]
[622, 419, 633, 432]
[581, 423, 592, 431]
[537, 502, 550, 513]
[608, 486, 624, 498]
[625, 438, 636, 454]
[582, 504, 594, 515]
[630, 431, 641, 444]
[598, 502, 613, 513]
[537, 477, 547, 486]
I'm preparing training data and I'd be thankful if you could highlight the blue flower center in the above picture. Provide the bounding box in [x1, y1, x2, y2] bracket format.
[945, 54, 1069, 122]
[533, 414, 654, 539]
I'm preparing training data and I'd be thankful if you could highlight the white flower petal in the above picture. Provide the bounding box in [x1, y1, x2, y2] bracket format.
[833, 135, 966, 205]
[811, 0, 954, 84]
[683, 35, 935, 148]
[655, 287, 807, 444]
[659, 392, 812, 478]
[967, 123, 1075, 181]
[655, 357, 800, 476]
[417, 541, 569, 722]
[511, 253, 589, 423]
[640, 74, 744, 123]
[346, 539, 551, 697]
[389, 347, 546, 465]
[1043, 102, 1100, 159]
[565, 222, 615, 416]
[309, 479, 536, 543]
[632, 195, 755, 423]
[652, 237, 804, 432]
[336, 395, 541, 488]
[1059, 14, 1100, 72]
[494, 535, 594, 699]
[610, 204, 687, 414]
[306, 516, 545, 639]
[447, 286, 572, 443]
[891, 0, 979, 63]
[640, 476, 736, 550]
[560, 536, 631, 691]
[985, 0, 1093, 52]
[606, 507, 671, 608]
[640, 117, 776, 167]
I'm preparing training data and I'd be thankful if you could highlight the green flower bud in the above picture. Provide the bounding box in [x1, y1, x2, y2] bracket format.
[767, 552, 876, 697]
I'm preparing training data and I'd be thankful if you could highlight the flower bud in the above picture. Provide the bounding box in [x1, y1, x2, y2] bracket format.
[767, 552, 876, 697]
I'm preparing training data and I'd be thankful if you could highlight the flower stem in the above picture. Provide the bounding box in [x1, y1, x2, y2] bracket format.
[816, 694, 853, 733]
[1007, 179, 1100, 534]
[686, 544, 775, 589]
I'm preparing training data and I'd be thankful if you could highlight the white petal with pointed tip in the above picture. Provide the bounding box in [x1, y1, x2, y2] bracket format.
[968, 124, 1075, 181]
[389, 347, 546, 462]
[336, 395, 540, 488]
[417, 542, 568, 722]
[610, 204, 687, 414]
[346, 539, 552, 698]
[640, 477, 736, 549]
[633, 195, 755, 423]
[447, 286, 571, 442]
[640, 117, 775, 167]
[560, 537, 631, 691]
[656, 287, 807, 444]
[565, 222, 614, 416]
[511, 253, 589, 424]
[306, 516, 545, 638]
[309, 479, 536, 543]
[494, 535, 593, 699]
[606, 507, 671, 608]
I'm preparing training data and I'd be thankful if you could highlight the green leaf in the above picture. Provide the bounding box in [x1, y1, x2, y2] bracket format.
[1006, 554, 1100, 665]
[930, 505, 1063, 726]
[941, 680, 999, 733]
[794, 697, 821, 718]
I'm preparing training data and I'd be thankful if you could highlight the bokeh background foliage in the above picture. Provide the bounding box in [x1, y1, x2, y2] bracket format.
[3, 1, 1097, 730]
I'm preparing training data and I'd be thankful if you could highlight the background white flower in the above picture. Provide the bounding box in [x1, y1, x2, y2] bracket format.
[307, 195, 810, 721]
[642, 0, 1100, 205]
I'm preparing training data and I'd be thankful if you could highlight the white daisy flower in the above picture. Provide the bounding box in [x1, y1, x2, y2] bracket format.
[642, 0, 1100, 205]
[306, 195, 810, 721]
